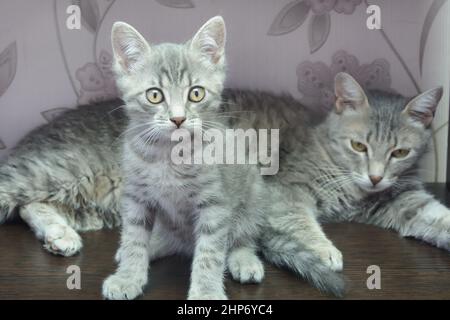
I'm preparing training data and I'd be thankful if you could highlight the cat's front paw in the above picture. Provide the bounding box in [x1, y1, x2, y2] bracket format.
[228, 250, 265, 284]
[188, 290, 228, 300]
[429, 215, 450, 251]
[310, 242, 343, 272]
[102, 273, 145, 300]
[44, 224, 82, 257]
[408, 202, 450, 251]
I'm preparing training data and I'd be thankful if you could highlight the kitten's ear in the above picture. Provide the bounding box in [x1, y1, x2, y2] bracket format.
[334, 72, 369, 113]
[402, 87, 443, 128]
[111, 22, 151, 73]
[190, 16, 226, 65]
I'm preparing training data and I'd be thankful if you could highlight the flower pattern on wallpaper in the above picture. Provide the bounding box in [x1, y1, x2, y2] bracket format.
[268, 0, 362, 53]
[75, 50, 118, 105]
[297, 50, 392, 113]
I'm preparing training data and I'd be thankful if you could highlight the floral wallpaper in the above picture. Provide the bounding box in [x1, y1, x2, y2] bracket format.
[0, 0, 448, 182]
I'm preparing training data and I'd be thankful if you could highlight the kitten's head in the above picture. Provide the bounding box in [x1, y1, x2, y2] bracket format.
[324, 72, 443, 193]
[111, 17, 226, 142]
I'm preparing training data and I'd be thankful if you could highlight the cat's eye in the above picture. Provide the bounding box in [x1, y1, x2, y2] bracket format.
[391, 149, 410, 159]
[188, 86, 206, 103]
[146, 88, 164, 104]
[351, 140, 368, 153]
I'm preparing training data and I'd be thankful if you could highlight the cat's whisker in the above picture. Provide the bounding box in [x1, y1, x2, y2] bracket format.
[107, 104, 127, 115]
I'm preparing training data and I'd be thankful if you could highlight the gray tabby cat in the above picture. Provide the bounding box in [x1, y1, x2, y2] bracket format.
[260, 73, 448, 282]
[0, 100, 125, 256]
[101, 17, 269, 300]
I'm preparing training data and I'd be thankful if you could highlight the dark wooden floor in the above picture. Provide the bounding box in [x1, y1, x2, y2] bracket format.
[0, 184, 449, 300]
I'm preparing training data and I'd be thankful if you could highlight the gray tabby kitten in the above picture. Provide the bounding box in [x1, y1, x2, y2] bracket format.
[261, 73, 448, 286]
[102, 17, 268, 300]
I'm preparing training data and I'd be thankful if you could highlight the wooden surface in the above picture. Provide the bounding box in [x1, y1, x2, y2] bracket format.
[0, 184, 449, 300]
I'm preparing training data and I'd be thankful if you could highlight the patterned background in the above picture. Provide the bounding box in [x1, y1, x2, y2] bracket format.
[0, 0, 448, 182]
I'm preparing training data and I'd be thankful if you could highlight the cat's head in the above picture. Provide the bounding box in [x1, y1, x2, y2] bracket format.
[324, 72, 443, 193]
[111, 17, 226, 142]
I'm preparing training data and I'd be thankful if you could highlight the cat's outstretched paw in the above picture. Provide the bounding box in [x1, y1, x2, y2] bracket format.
[102, 273, 145, 300]
[188, 290, 228, 300]
[228, 249, 265, 284]
[311, 242, 343, 272]
[43, 224, 82, 257]
[405, 202, 450, 251]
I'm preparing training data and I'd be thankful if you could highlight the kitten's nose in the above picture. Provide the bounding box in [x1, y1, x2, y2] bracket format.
[369, 175, 383, 186]
[170, 117, 186, 128]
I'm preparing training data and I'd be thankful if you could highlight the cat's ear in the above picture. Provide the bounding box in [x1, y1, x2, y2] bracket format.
[111, 22, 151, 73]
[334, 72, 369, 114]
[402, 87, 443, 128]
[190, 16, 226, 65]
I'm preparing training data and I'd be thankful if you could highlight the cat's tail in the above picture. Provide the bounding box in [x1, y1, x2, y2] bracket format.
[260, 232, 346, 298]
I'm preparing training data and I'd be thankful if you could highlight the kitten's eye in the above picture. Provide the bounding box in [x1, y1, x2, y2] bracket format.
[391, 149, 410, 159]
[146, 88, 164, 104]
[351, 140, 368, 153]
[188, 86, 206, 103]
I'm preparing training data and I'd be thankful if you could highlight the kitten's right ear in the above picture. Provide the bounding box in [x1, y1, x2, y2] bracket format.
[111, 22, 151, 73]
[190, 16, 226, 65]
[334, 72, 369, 114]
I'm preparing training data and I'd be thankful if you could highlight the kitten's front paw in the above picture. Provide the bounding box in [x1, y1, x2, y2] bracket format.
[44, 224, 82, 257]
[311, 242, 343, 272]
[102, 273, 145, 300]
[188, 290, 228, 300]
[228, 250, 265, 284]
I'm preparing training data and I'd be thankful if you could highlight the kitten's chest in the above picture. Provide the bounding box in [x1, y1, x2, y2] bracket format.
[135, 161, 205, 220]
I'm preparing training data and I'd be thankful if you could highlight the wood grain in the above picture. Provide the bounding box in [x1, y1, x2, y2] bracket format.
[0, 184, 449, 300]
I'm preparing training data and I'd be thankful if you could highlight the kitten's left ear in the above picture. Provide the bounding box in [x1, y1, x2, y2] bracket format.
[402, 87, 443, 128]
[190, 16, 226, 65]
[111, 22, 151, 74]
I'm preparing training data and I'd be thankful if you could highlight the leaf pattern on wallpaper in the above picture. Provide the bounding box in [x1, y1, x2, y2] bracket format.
[308, 13, 330, 54]
[419, 0, 448, 75]
[297, 50, 392, 114]
[156, 0, 195, 9]
[0, 42, 17, 97]
[41, 108, 71, 122]
[0, 139, 5, 150]
[268, 0, 362, 53]
[72, 0, 101, 33]
[268, 0, 310, 36]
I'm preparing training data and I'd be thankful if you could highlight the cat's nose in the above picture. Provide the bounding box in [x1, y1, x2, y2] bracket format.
[170, 117, 186, 128]
[369, 175, 383, 186]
